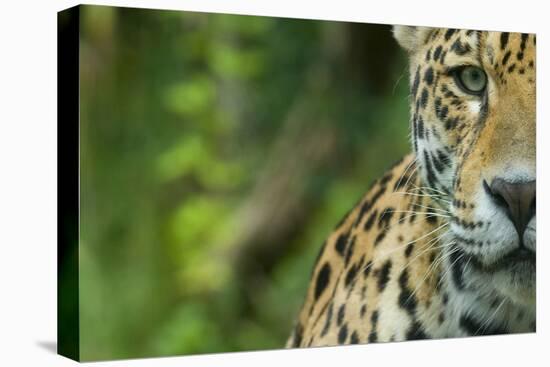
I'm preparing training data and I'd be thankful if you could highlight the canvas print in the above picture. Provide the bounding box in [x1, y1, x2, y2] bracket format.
[58, 4, 536, 362]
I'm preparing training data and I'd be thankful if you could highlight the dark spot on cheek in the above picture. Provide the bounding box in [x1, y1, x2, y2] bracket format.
[445, 117, 459, 130]
[379, 171, 393, 185]
[423, 150, 438, 188]
[406, 321, 428, 340]
[320, 302, 334, 337]
[335, 233, 349, 256]
[368, 311, 379, 342]
[426, 211, 438, 224]
[451, 39, 471, 55]
[364, 209, 378, 231]
[412, 67, 421, 97]
[338, 323, 349, 344]
[430, 151, 445, 174]
[363, 260, 373, 278]
[378, 207, 394, 229]
[355, 185, 387, 227]
[440, 51, 447, 64]
[502, 50, 511, 66]
[434, 97, 441, 113]
[374, 232, 385, 246]
[433, 45, 442, 61]
[344, 235, 356, 266]
[377, 260, 392, 292]
[520, 34, 529, 51]
[420, 88, 429, 109]
[417, 116, 425, 139]
[448, 244, 466, 290]
[517, 51, 524, 61]
[437, 105, 449, 121]
[314, 262, 331, 300]
[374, 208, 393, 245]
[360, 285, 367, 300]
[398, 268, 419, 319]
[436, 150, 451, 167]
[350, 331, 360, 344]
[345, 263, 358, 288]
[360, 304, 367, 318]
[444, 29, 457, 41]
[337, 304, 346, 326]
[405, 243, 414, 257]
[424, 67, 434, 85]
[500, 32, 509, 50]
[425, 49, 432, 62]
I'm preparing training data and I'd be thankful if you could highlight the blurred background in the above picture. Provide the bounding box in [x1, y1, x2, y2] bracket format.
[76, 5, 410, 361]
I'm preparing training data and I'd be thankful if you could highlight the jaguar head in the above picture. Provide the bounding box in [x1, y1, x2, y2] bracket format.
[394, 26, 536, 307]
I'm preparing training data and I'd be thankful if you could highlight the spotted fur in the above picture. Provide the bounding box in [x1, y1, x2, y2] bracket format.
[287, 27, 536, 348]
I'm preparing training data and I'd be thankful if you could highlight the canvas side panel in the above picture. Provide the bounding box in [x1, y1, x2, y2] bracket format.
[57, 5, 80, 362]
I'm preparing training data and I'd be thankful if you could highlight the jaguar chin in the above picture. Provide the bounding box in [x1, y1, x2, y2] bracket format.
[464, 226, 536, 308]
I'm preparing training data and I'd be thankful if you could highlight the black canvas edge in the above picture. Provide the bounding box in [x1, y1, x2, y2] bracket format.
[57, 4, 80, 362]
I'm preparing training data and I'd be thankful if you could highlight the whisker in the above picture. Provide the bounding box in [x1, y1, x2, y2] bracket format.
[410, 203, 451, 214]
[406, 186, 446, 196]
[437, 254, 472, 289]
[360, 222, 450, 274]
[437, 251, 466, 289]
[394, 157, 418, 192]
[376, 212, 422, 237]
[405, 242, 458, 304]
[389, 210, 450, 218]
[401, 165, 419, 191]
[394, 191, 451, 203]
[476, 298, 506, 336]
[377, 211, 443, 235]
[400, 232, 451, 274]
[410, 184, 448, 196]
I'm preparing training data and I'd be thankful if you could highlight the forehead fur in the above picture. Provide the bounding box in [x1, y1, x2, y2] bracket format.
[394, 27, 536, 77]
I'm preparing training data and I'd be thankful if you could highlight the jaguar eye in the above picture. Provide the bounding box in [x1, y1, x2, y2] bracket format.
[454, 66, 487, 95]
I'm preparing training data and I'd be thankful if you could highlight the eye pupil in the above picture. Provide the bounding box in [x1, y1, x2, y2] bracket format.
[457, 66, 487, 94]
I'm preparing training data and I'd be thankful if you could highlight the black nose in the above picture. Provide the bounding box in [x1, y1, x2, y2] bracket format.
[484, 178, 536, 236]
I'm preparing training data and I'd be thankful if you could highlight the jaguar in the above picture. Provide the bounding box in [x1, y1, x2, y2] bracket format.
[287, 25, 536, 347]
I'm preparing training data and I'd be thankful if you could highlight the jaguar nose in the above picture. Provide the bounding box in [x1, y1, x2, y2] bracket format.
[484, 178, 536, 237]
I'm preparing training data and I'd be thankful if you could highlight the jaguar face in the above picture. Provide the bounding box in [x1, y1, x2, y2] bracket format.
[395, 27, 536, 306]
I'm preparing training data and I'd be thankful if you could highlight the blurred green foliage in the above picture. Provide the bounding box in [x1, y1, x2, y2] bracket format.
[77, 5, 409, 361]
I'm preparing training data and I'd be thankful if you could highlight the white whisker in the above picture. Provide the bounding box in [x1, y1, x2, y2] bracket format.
[437, 250, 466, 289]
[405, 242, 458, 304]
[475, 298, 506, 335]
[389, 210, 450, 218]
[394, 157, 418, 191]
[410, 203, 451, 214]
